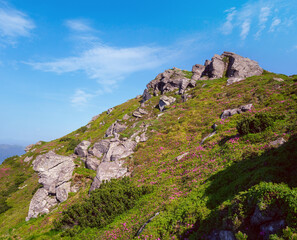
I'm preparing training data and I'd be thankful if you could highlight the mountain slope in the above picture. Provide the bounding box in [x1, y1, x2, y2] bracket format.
[0, 52, 297, 240]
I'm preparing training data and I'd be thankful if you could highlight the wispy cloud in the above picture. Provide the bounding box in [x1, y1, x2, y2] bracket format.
[221, 7, 237, 35]
[269, 18, 281, 32]
[220, 0, 295, 40]
[71, 89, 95, 107]
[0, 1, 35, 45]
[65, 19, 93, 32]
[27, 43, 176, 89]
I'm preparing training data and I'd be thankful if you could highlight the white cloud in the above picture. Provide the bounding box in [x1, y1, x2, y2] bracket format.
[221, 7, 237, 35]
[240, 19, 251, 40]
[0, 1, 35, 44]
[65, 19, 93, 32]
[269, 18, 281, 32]
[71, 89, 94, 107]
[27, 44, 176, 88]
[255, 7, 271, 37]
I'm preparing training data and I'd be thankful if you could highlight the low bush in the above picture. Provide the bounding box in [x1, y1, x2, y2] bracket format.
[54, 177, 153, 236]
[236, 113, 282, 135]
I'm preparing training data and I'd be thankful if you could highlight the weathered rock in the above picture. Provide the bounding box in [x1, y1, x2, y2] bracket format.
[142, 89, 152, 103]
[89, 161, 128, 191]
[159, 96, 176, 112]
[133, 108, 148, 118]
[207, 230, 236, 240]
[270, 137, 286, 147]
[56, 182, 71, 202]
[85, 156, 100, 171]
[146, 68, 195, 95]
[226, 77, 245, 86]
[26, 188, 57, 221]
[273, 77, 284, 82]
[260, 220, 285, 240]
[222, 52, 263, 78]
[105, 121, 127, 138]
[220, 104, 253, 119]
[205, 54, 226, 79]
[89, 114, 100, 123]
[25, 144, 35, 152]
[139, 132, 148, 142]
[175, 152, 189, 161]
[103, 139, 136, 162]
[250, 206, 274, 226]
[74, 140, 91, 157]
[24, 156, 33, 163]
[26, 151, 75, 220]
[88, 140, 110, 158]
[107, 107, 114, 114]
[192, 64, 205, 80]
[122, 114, 130, 120]
[32, 151, 75, 193]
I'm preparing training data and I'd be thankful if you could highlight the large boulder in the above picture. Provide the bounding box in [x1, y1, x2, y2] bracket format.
[159, 96, 176, 112]
[26, 188, 57, 221]
[102, 139, 136, 162]
[26, 151, 75, 220]
[133, 108, 148, 118]
[85, 156, 101, 171]
[192, 64, 205, 80]
[88, 140, 110, 158]
[104, 121, 127, 138]
[74, 140, 91, 157]
[89, 161, 128, 191]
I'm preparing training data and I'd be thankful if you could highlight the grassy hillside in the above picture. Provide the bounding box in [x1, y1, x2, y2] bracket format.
[0, 71, 297, 239]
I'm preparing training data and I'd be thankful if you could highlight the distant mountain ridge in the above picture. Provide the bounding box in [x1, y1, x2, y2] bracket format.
[0, 144, 25, 163]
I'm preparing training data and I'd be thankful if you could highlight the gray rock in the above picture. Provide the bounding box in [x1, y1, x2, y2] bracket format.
[25, 144, 35, 152]
[105, 121, 127, 138]
[32, 151, 75, 193]
[122, 114, 130, 120]
[270, 137, 286, 147]
[226, 77, 245, 86]
[175, 152, 189, 161]
[220, 104, 253, 119]
[103, 139, 136, 162]
[74, 140, 91, 157]
[24, 156, 33, 163]
[89, 114, 100, 123]
[273, 77, 284, 82]
[250, 206, 274, 226]
[85, 156, 100, 171]
[107, 107, 114, 114]
[260, 220, 285, 240]
[56, 182, 71, 202]
[146, 68, 195, 95]
[206, 54, 226, 79]
[88, 140, 110, 158]
[192, 64, 205, 80]
[159, 96, 176, 112]
[133, 108, 148, 118]
[208, 230, 236, 240]
[222, 52, 263, 78]
[89, 161, 128, 191]
[26, 151, 75, 220]
[139, 132, 148, 142]
[26, 188, 58, 221]
[142, 89, 152, 103]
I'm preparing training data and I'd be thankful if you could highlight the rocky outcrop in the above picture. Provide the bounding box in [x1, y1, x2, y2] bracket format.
[104, 121, 127, 138]
[192, 52, 263, 81]
[220, 104, 253, 119]
[159, 96, 176, 112]
[26, 151, 75, 220]
[141, 89, 152, 103]
[146, 68, 196, 96]
[74, 140, 91, 157]
[107, 107, 114, 114]
[89, 160, 129, 191]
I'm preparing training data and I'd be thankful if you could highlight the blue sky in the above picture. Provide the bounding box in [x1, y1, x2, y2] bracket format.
[0, 0, 296, 146]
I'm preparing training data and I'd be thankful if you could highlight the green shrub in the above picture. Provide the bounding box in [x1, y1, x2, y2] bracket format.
[236, 113, 282, 135]
[54, 177, 152, 235]
[66, 139, 80, 152]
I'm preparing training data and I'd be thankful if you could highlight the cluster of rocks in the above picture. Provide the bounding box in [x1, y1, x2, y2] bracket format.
[192, 52, 263, 81]
[220, 104, 253, 120]
[104, 121, 127, 138]
[145, 67, 196, 97]
[26, 151, 75, 221]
